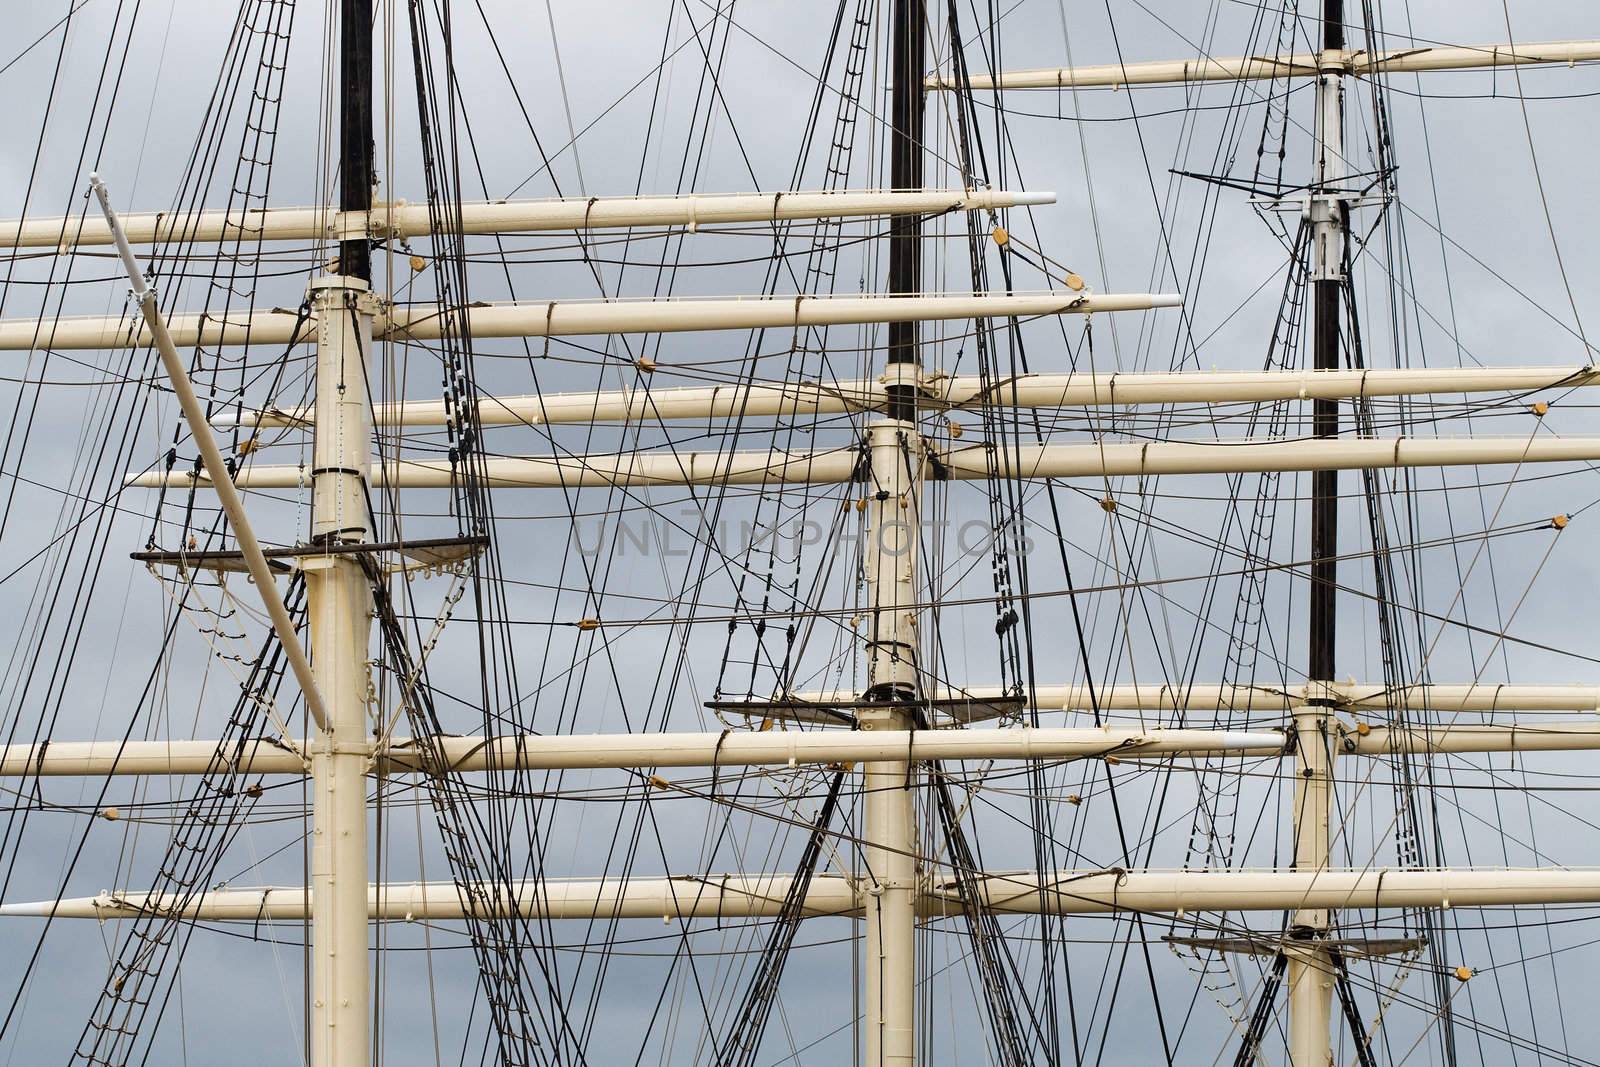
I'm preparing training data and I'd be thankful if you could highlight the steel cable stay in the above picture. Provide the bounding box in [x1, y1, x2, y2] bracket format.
[960, 2, 1312, 1049]
[367, 564, 574, 1064]
[600, 8, 849, 1059]
[940, 12, 1087, 1059]
[0, 2, 314, 1062]
[711, 769, 846, 1067]
[72, 575, 304, 1067]
[404, 2, 587, 1060]
[7, 1, 1600, 1064]
[430, 12, 720, 1057]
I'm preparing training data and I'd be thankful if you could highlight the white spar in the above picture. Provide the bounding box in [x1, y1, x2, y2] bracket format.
[0, 188, 1054, 249]
[748, 682, 1600, 724]
[0, 290, 1176, 352]
[932, 38, 1600, 90]
[88, 176, 332, 734]
[948, 435, 1600, 480]
[14, 718, 1600, 778]
[221, 365, 1600, 429]
[973, 681, 1600, 714]
[0, 726, 1286, 777]
[126, 434, 1600, 489]
[956, 867, 1600, 916]
[14, 867, 1600, 921]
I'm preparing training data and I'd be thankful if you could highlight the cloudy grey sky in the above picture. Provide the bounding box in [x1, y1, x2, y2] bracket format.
[1, 0, 1599, 1063]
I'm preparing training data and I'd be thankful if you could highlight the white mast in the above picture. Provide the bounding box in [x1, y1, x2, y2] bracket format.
[304, 274, 377, 1067]
[860, 419, 923, 1067]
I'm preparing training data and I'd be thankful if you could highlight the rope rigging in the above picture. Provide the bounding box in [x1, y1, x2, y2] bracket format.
[0, 0, 1596, 1064]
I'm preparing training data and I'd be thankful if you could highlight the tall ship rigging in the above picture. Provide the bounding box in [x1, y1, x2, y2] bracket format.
[0, 0, 1598, 1063]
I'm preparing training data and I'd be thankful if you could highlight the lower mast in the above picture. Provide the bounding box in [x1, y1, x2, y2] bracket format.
[860, 419, 925, 1067]
[306, 275, 378, 1067]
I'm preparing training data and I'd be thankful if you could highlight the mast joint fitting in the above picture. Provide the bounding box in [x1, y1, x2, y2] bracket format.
[306, 739, 376, 758]
[1319, 48, 1355, 75]
[877, 363, 943, 403]
[307, 273, 382, 314]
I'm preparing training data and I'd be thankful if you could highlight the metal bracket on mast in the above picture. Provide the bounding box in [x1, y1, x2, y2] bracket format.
[877, 361, 942, 401]
[1248, 189, 1386, 221]
[1165, 934, 1425, 959]
[706, 693, 1025, 727]
[131, 535, 488, 578]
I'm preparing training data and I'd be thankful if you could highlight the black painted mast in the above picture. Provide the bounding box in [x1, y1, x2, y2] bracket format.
[337, 0, 374, 282]
[1309, 0, 1343, 689]
[884, 0, 926, 422]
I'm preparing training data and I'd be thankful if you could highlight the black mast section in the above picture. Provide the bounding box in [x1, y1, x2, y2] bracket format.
[1309, 0, 1343, 687]
[338, 0, 374, 282]
[884, 0, 926, 422]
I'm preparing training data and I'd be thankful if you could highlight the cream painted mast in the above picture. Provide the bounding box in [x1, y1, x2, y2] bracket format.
[3, 4, 1599, 1066]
